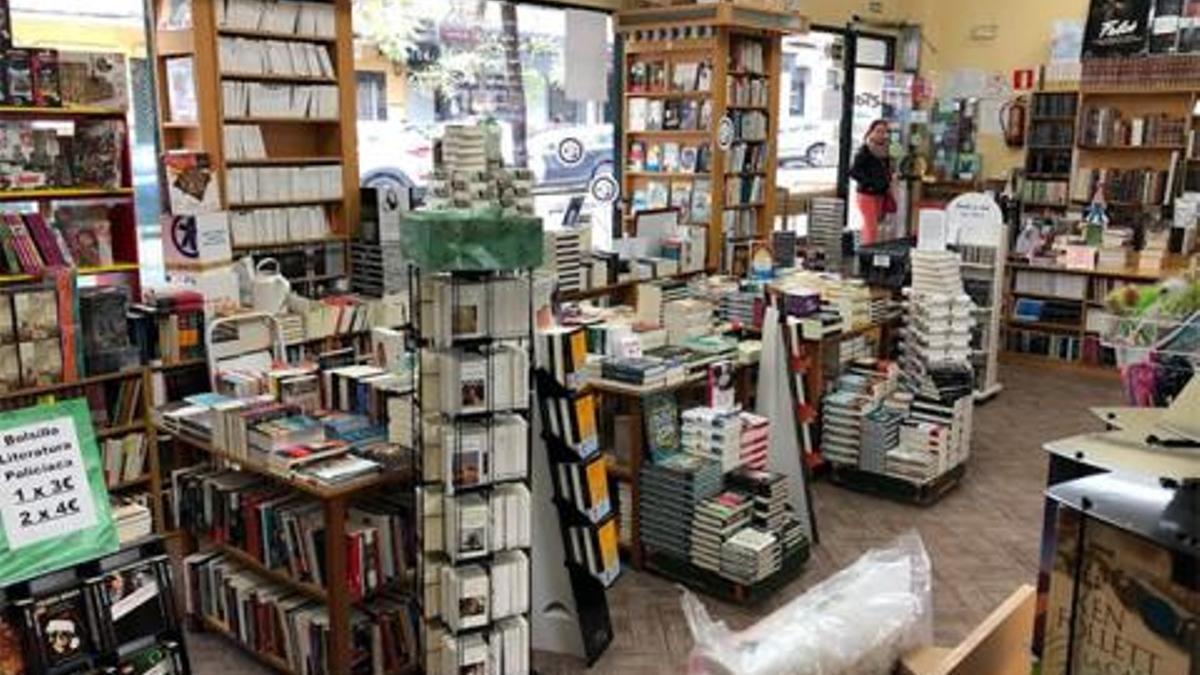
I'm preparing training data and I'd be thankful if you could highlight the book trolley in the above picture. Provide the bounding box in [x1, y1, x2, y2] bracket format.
[411, 267, 535, 675]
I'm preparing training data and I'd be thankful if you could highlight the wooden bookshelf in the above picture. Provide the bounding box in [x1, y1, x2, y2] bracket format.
[615, 4, 806, 271]
[1022, 91, 1077, 212]
[152, 0, 359, 287]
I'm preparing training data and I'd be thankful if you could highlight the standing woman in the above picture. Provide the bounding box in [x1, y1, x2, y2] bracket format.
[848, 119, 894, 246]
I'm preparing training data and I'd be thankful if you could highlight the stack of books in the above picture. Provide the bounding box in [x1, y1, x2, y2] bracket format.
[778, 516, 808, 557]
[600, 356, 675, 387]
[888, 421, 954, 484]
[351, 243, 407, 297]
[566, 518, 620, 585]
[716, 286, 762, 328]
[719, 527, 780, 584]
[900, 251, 976, 394]
[820, 389, 872, 466]
[638, 454, 723, 559]
[860, 406, 904, 474]
[110, 494, 153, 543]
[808, 197, 845, 271]
[729, 468, 790, 532]
[689, 491, 753, 573]
[680, 407, 742, 472]
[738, 412, 769, 470]
[824, 278, 872, 331]
[543, 227, 591, 295]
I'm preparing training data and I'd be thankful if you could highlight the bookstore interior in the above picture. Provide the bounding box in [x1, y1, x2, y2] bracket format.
[0, 0, 1197, 674]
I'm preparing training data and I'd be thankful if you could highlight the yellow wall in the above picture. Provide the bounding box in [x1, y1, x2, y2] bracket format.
[913, 0, 1090, 177]
[12, 16, 147, 55]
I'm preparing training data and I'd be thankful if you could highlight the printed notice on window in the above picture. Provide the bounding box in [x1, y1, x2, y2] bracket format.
[0, 415, 97, 550]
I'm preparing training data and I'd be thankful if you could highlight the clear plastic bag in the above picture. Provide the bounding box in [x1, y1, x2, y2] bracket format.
[682, 531, 934, 675]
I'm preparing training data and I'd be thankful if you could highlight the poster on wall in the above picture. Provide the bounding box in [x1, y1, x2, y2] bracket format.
[0, 399, 118, 586]
[1082, 0, 1151, 57]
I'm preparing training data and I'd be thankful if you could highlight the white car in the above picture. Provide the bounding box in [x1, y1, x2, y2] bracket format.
[777, 120, 838, 168]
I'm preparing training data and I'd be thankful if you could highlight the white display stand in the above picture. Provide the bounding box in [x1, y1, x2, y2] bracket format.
[530, 409, 587, 660]
[945, 193, 1008, 402]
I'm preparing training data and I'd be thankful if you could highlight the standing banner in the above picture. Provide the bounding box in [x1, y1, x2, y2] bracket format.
[1082, 0, 1151, 57]
[0, 399, 117, 586]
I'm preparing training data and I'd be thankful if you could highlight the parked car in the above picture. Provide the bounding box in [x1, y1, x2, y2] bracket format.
[356, 120, 437, 196]
[777, 119, 838, 168]
[527, 124, 614, 189]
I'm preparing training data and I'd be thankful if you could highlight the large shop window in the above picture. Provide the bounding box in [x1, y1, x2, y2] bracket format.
[352, 0, 616, 234]
[776, 30, 842, 201]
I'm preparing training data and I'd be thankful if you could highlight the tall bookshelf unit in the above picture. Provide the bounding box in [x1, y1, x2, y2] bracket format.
[152, 0, 359, 290]
[1022, 91, 1078, 212]
[615, 4, 806, 271]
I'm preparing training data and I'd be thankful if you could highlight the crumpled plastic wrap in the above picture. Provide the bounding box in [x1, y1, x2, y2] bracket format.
[683, 531, 934, 675]
[399, 207, 544, 272]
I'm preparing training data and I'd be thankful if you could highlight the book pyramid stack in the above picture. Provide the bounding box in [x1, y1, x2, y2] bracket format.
[681, 407, 742, 472]
[824, 278, 872, 331]
[717, 286, 761, 327]
[638, 453, 723, 559]
[900, 251, 976, 395]
[777, 516, 808, 557]
[887, 420, 953, 483]
[689, 491, 753, 572]
[738, 412, 769, 470]
[809, 197, 845, 271]
[728, 467, 789, 532]
[543, 227, 590, 294]
[860, 405, 903, 473]
[441, 124, 489, 174]
[719, 527, 781, 584]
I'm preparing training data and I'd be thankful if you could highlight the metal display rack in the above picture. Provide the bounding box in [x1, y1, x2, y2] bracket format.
[412, 267, 535, 674]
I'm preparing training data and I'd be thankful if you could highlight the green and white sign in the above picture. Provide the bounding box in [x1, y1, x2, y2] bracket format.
[0, 398, 117, 586]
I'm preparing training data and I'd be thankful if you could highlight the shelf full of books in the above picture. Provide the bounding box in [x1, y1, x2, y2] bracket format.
[1023, 91, 1078, 211]
[152, 0, 358, 290]
[616, 5, 802, 272]
[1069, 89, 1194, 210]
[156, 332, 423, 674]
[414, 271, 534, 675]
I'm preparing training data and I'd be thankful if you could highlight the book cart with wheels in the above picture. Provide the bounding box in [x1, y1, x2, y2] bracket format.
[411, 267, 535, 675]
[1, 537, 192, 675]
[160, 312, 419, 675]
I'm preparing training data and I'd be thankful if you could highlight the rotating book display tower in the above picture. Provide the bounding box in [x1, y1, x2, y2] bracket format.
[413, 269, 535, 675]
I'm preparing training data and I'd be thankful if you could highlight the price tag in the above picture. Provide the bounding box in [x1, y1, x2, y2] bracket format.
[0, 415, 97, 549]
[873, 253, 891, 268]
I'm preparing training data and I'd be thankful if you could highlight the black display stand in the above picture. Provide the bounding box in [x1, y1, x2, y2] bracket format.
[533, 369, 616, 667]
[1, 536, 192, 675]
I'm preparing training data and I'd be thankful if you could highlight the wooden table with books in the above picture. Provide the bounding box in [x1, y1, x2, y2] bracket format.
[582, 357, 754, 570]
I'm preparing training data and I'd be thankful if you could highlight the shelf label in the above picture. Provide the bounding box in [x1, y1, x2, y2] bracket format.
[0, 398, 117, 586]
[873, 253, 891, 268]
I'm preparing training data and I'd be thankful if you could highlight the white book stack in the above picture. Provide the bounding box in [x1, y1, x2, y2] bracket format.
[543, 227, 591, 294]
[223, 124, 267, 159]
[490, 551, 530, 621]
[222, 82, 339, 120]
[490, 484, 532, 551]
[441, 564, 489, 632]
[420, 276, 531, 347]
[441, 125, 489, 174]
[226, 166, 343, 205]
[218, 38, 335, 78]
[809, 197, 845, 271]
[217, 0, 337, 38]
[445, 493, 490, 561]
[490, 617, 530, 675]
[719, 527, 781, 584]
[228, 206, 331, 246]
[664, 299, 714, 346]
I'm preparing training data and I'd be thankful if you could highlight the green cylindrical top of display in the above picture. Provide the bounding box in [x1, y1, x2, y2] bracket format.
[399, 208, 545, 273]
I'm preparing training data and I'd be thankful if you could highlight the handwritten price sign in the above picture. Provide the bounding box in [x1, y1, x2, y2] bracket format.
[0, 399, 115, 586]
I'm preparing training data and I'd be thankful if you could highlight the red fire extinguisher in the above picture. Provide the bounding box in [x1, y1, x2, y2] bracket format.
[1000, 96, 1027, 148]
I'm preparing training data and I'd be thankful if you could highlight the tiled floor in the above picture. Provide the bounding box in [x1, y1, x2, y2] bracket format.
[188, 362, 1124, 674]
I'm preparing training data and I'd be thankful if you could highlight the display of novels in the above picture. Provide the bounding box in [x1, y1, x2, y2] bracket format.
[808, 197, 846, 271]
[221, 81, 339, 120]
[681, 407, 742, 472]
[565, 517, 620, 586]
[1079, 107, 1187, 148]
[80, 286, 140, 376]
[217, 38, 334, 79]
[173, 465, 415, 597]
[1023, 180, 1070, 206]
[554, 456, 611, 522]
[1072, 166, 1173, 205]
[0, 119, 123, 192]
[163, 151, 220, 215]
[627, 98, 712, 133]
[431, 345, 529, 415]
[638, 453, 722, 560]
[434, 617, 529, 675]
[183, 552, 418, 675]
[227, 205, 331, 246]
[420, 275, 531, 347]
[216, 0, 337, 38]
[128, 287, 206, 365]
[225, 165, 342, 205]
[431, 414, 529, 492]
[102, 432, 148, 487]
[539, 390, 598, 458]
[689, 491, 752, 573]
[719, 527, 780, 584]
[58, 52, 128, 110]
